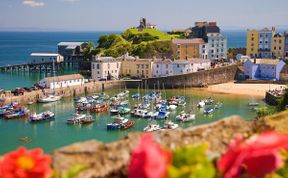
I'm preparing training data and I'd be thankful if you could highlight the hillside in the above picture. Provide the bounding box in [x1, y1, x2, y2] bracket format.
[85, 28, 181, 58]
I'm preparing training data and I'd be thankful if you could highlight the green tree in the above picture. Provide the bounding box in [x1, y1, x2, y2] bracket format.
[277, 89, 288, 111]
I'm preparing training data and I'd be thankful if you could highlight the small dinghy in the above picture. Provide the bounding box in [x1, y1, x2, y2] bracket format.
[204, 108, 214, 114]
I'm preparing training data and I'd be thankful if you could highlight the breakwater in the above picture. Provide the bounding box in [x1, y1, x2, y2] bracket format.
[0, 81, 125, 105]
[126, 64, 240, 89]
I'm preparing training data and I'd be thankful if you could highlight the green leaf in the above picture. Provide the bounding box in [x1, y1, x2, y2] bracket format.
[63, 164, 88, 178]
[168, 145, 215, 178]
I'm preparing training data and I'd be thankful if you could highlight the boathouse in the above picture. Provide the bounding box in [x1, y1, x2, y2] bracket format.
[30, 53, 64, 64]
[38, 74, 85, 89]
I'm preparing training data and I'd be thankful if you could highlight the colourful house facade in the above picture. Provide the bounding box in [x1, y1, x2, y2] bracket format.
[271, 33, 285, 59]
[246, 29, 259, 57]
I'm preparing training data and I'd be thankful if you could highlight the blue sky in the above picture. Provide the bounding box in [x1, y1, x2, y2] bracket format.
[0, 0, 288, 31]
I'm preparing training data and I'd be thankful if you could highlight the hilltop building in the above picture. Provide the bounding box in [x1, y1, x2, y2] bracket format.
[38, 74, 84, 89]
[244, 58, 285, 80]
[91, 57, 121, 81]
[138, 18, 157, 29]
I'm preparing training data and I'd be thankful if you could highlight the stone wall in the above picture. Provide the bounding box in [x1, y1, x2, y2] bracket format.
[126, 64, 239, 89]
[1, 81, 126, 105]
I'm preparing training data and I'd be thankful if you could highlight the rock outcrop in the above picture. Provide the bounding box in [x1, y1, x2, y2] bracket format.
[53, 115, 275, 178]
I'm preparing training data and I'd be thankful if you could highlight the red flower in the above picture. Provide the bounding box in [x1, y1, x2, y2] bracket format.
[0, 147, 52, 178]
[128, 133, 172, 178]
[217, 131, 288, 178]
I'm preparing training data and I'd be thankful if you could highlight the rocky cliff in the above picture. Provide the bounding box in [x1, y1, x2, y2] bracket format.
[52, 112, 288, 178]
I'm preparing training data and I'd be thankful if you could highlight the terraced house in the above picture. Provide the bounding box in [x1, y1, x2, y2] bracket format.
[91, 57, 121, 80]
[121, 57, 153, 78]
[271, 33, 285, 59]
[246, 29, 259, 57]
[171, 38, 204, 59]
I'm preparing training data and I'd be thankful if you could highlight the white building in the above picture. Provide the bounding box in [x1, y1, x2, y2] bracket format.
[91, 57, 121, 80]
[29, 53, 64, 64]
[152, 59, 173, 77]
[200, 44, 209, 59]
[244, 58, 286, 80]
[172, 60, 193, 75]
[190, 59, 211, 72]
[207, 33, 227, 60]
[38, 74, 84, 89]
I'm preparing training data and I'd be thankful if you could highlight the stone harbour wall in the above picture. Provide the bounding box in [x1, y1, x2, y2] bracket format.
[126, 64, 240, 89]
[0, 81, 126, 105]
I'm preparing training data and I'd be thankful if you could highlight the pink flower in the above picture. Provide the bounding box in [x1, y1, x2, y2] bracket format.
[128, 133, 172, 178]
[0, 147, 52, 178]
[218, 131, 288, 178]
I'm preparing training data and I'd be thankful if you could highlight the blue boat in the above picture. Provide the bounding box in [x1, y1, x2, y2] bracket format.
[156, 111, 170, 120]
[107, 115, 129, 130]
[204, 108, 214, 114]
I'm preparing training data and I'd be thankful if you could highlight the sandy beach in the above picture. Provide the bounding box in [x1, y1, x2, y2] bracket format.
[204, 82, 286, 98]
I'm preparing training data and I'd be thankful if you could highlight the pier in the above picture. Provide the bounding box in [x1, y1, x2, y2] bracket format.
[0, 61, 70, 73]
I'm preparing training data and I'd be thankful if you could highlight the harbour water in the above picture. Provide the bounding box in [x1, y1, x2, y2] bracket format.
[0, 88, 262, 154]
[0, 31, 251, 154]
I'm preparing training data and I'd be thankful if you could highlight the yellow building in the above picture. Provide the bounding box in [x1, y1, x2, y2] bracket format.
[171, 38, 204, 59]
[121, 58, 153, 78]
[246, 29, 259, 57]
[271, 33, 285, 58]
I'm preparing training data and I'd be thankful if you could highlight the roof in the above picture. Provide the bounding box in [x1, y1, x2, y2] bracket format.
[93, 57, 118, 63]
[274, 33, 283, 38]
[247, 59, 281, 65]
[172, 38, 204, 44]
[42, 74, 84, 83]
[173, 59, 211, 64]
[154, 59, 173, 64]
[57, 42, 86, 46]
[31, 53, 60, 57]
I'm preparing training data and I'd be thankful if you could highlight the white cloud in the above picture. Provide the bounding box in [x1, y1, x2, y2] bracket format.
[23, 0, 45, 8]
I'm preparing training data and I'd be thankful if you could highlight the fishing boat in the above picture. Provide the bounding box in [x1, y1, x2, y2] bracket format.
[162, 120, 179, 130]
[107, 115, 129, 130]
[204, 108, 214, 114]
[90, 104, 107, 113]
[197, 101, 206, 108]
[29, 111, 55, 122]
[110, 107, 119, 114]
[66, 113, 92, 125]
[38, 95, 62, 103]
[214, 103, 223, 109]
[143, 121, 161, 132]
[81, 115, 95, 124]
[134, 109, 151, 118]
[248, 102, 260, 106]
[131, 93, 140, 99]
[176, 111, 196, 122]
[4, 108, 30, 119]
[121, 121, 135, 130]
[118, 107, 131, 115]
[204, 97, 214, 105]
[168, 104, 177, 111]
[155, 111, 170, 120]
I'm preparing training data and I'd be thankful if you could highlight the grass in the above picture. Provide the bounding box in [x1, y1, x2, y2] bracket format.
[122, 28, 180, 41]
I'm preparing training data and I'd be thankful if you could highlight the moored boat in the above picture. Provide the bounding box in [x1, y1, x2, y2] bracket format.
[107, 115, 129, 130]
[29, 111, 55, 122]
[162, 120, 179, 130]
[204, 108, 214, 114]
[176, 111, 196, 122]
[90, 104, 107, 113]
[4, 108, 30, 119]
[121, 121, 135, 130]
[38, 95, 62, 103]
[143, 121, 161, 132]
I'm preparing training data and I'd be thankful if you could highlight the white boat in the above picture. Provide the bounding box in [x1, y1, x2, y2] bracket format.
[135, 109, 151, 118]
[144, 121, 161, 132]
[248, 102, 260, 106]
[197, 101, 205, 108]
[168, 104, 177, 110]
[162, 120, 179, 130]
[176, 111, 196, 122]
[29, 111, 55, 122]
[204, 108, 214, 114]
[38, 95, 62, 103]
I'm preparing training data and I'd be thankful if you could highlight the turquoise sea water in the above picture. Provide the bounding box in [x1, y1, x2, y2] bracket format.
[0, 88, 262, 154]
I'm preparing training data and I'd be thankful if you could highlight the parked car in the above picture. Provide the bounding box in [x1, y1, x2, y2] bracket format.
[23, 87, 32, 92]
[99, 77, 107, 81]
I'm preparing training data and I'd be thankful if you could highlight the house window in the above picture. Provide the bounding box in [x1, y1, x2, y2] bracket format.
[93, 64, 95, 69]
[177, 64, 180, 68]
[157, 64, 159, 68]
[97, 64, 100, 69]
[137, 64, 140, 68]
[146, 64, 148, 69]
[141, 64, 144, 68]
[166, 64, 168, 68]
[166, 71, 168, 74]
[156, 70, 158, 74]
[137, 70, 139, 74]
[146, 70, 148, 74]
